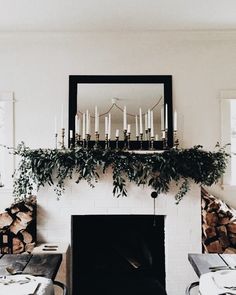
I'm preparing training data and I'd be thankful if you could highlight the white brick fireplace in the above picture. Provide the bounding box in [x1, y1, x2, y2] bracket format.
[37, 173, 201, 295]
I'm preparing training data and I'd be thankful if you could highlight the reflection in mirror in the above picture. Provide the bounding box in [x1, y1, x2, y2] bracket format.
[76, 83, 165, 141]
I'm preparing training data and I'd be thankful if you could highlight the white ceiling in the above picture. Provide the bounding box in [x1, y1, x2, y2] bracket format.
[0, 0, 236, 32]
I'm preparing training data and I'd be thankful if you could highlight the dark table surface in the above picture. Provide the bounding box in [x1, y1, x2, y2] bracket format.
[0, 254, 62, 280]
[188, 253, 236, 278]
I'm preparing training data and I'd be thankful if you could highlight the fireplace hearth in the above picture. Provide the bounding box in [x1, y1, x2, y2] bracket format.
[72, 215, 166, 295]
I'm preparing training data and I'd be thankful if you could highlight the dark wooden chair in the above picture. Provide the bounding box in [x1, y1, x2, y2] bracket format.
[54, 280, 68, 295]
[185, 281, 199, 295]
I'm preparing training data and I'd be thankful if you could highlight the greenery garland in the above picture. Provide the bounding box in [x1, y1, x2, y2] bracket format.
[12, 142, 229, 203]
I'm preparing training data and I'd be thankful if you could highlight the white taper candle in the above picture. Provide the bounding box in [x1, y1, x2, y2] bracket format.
[161, 106, 164, 131]
[148, 109, 151, 129]
[82, 113, 86, 139]
[165, 104, 168, 130]
[151, 110, 154, 137]
[116, 129, 119, 137]
[139, 108, 143, 134]
[123, 106, 127, 130]
[105, 117, 108, 135]
[135, 115, 139, 137]
[108, 113, 111, 139]
[127, 124, 131, 134]
[174, 110, 177, 131]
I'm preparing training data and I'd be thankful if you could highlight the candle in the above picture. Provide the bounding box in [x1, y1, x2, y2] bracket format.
[54, 116, 57, 134]
[82, 113, 86, 140]
[165, 104, 168, 130]
[148, 109, 151, 129]
[97, 112, 99, 134]
[116, 129, 119, 137]
[151, 110, 154, 137]
[145, 113, 148, 131]
[70, 130, 73, 139]
[123, 106, 127, 130]
[127, 124, 131, 134]
[155, 134, 159, 141]
[95, 106, 98, 133]
[161, 106, 164, 131]
[75, 114, 78, 133]
[108, 113, 111, 139]
[86, 110, 90, 134]
[162, 130, 165, 139]
[78, 116, 81, 135]
[139, 108, 143, 134]
[105, 117, 108, 135]
[61, 104, 64, 128]
[174, 110, 177, 131]
[135, 115, 139, 137]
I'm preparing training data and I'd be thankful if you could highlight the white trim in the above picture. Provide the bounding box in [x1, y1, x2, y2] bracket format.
[0, 92, 15, 190]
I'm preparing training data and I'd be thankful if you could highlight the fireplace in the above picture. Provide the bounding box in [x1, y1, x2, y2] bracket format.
[72, 215, 166, 295]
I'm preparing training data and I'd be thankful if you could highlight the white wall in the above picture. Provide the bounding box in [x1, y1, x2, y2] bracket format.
[1, 31, 236, 294]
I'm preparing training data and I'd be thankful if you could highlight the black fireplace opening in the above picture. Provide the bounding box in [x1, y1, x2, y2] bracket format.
[72, 215, 166, 295]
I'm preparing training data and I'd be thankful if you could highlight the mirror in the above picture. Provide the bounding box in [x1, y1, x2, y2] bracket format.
[69, 75, 173, 149]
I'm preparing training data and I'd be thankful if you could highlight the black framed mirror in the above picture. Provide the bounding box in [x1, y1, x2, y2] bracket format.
[69, 75, 173, 149]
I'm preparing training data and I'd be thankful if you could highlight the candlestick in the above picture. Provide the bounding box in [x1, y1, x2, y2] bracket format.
[148, 109, 151, 129]
[95, 106, 98, 132]
[139, 108, 143, 134]
[135, 115, 139, 137]
[55, 133, 58, 149]
[150, 110, 154, 137]
[140, 133, 143, 150]
[105, 133, 109, 150]
[127, 131, 131, 150]
[86, 134, 91, 149]
[108, 113, 111, 140]
[82, 113, 86, 140]
[123, 106, 127, 131]
[123, 130, 128, 150]
[69, 130, 73, 148]
[105, 116, 108, 136]
[75, 133, 81, 146]
[75, 114, 78, 134]
[115, 135, 119, 150]
[115, 129, 119, 138]
[97, 112, 99, 134]
[174, 130, 179, 149]
[94, 132, 99, 149]
[127, 124, 131, 134]
[162, 129, 168, 150]
[61, 128, 65, 149]
[165, 104, 168, 130]
[78, 116, 81, 136]
[174, 110, 177, 131]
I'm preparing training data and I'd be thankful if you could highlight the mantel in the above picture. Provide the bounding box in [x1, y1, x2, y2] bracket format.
[12, 143, 229, 204]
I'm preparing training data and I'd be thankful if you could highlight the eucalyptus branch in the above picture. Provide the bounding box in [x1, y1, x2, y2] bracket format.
[11, 142, 230, 203]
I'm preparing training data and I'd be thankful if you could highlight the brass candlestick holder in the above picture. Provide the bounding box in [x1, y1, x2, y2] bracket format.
[127, 132, 131, 150]
[162, 129, 168, 150]
[123, 130, 128, 150]
[115, 136, 119, 150]
[148, 128, 151, 149]
[61, 128, 65, 149]
[86, 134, 91, 149]
[94, 132, 100, 149]
[105, 134, 109, 149]
[75, 133, 81, 147]
[174, 130, 179, 149]
[139, 133, 143, 150]
[150, 136, 155, 150]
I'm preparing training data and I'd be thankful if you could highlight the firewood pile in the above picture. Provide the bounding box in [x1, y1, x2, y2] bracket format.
[0, 196, 36, 254]
[202, 188, 236, 253]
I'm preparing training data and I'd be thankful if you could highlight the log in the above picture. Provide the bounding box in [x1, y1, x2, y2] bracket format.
[206, 212, 218, 226]
[205, 240, 223, 253]
[224, 247, 236, 254]
[0, 212, 13, 228]
[227, 223, 236, 234]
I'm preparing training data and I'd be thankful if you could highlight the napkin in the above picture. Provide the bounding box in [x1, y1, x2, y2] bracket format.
[199, 270, 236, 295]
[0, 274, 54, 295]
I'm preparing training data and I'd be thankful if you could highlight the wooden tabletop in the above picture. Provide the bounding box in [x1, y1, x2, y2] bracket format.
[0, 254, 62, 280]
[188, 253, 236, 278]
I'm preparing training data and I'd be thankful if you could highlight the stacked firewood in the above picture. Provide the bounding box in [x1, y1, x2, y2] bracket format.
[0, 196, 36, 254]
[202, 188, 236, 253]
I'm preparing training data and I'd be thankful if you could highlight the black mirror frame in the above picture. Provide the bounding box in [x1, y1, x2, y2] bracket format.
[69, 75, 173, 149]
